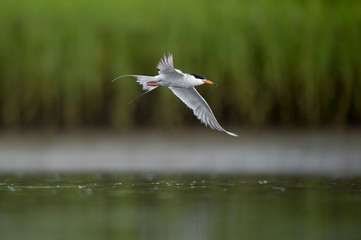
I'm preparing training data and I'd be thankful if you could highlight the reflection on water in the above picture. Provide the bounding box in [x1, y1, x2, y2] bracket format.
[0, 174, 360, 240]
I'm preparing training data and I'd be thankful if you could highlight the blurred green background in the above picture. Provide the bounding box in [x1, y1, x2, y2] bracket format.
[1, 0, 360, 130]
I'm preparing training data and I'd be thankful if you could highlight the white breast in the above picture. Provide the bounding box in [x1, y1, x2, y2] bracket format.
[174, 74, 203, 88]
[159, 71, 203, 88]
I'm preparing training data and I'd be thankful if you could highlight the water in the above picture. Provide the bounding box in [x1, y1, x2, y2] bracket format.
[1, 130, 361, 175]
[1, 174, 360, 240]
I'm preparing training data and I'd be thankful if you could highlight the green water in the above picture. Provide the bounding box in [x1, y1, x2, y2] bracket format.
[0, 174, 360, 240]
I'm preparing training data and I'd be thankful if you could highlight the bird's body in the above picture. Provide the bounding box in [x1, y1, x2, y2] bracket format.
[113, 53, 238, 137]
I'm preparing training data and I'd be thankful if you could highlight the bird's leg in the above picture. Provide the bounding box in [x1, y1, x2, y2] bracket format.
[148, 81, 159, 87]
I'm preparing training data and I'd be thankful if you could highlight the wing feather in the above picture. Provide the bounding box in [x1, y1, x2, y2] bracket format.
[157, 53, 184, 77]
[169, 87, 238, 137]
[157, 53, 174, 73]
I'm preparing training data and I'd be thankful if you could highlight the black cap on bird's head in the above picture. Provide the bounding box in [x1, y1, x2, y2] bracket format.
[191, 73, 206, 79]
[191, 73, 216, 85]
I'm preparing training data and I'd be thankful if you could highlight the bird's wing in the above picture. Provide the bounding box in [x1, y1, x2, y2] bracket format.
[169, 87, 238, 137]
[157, 53, 184, 77]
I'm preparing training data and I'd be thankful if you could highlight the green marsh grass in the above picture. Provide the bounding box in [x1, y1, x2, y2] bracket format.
[0, 0, 360, 129]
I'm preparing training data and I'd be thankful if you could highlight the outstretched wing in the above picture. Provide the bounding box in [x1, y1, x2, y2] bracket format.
[157, 53, 174, 73]
[169, 87, 238, 137]
[157, 53, 184, 77]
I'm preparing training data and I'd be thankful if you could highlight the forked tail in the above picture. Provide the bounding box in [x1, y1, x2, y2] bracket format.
[111, 75, 159, 103]
[112, 75, 158, 91]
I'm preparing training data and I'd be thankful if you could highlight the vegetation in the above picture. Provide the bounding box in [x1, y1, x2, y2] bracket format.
[0, 0, 360, 129]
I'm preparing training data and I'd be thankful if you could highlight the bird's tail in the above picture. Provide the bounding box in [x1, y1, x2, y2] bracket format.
[112, 75, 158, 91]
[134, 75, 159, 91]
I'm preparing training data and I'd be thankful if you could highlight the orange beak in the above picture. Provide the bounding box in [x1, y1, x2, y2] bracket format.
[203, 80, 216, 85]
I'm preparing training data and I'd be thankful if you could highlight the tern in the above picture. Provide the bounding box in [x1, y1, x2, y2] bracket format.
[112, 53, 238, 137]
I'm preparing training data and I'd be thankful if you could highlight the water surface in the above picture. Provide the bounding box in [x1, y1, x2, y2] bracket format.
[1, 174, 360, 240]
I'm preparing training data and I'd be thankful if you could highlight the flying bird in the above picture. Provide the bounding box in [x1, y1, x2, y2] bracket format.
[112, 53, 238, 137]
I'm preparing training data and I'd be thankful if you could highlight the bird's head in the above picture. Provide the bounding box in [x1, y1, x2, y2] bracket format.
[190, 73, 216, 86]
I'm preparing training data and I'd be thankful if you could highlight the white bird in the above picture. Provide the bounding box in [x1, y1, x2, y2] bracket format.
[112, 53, 238, 137]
